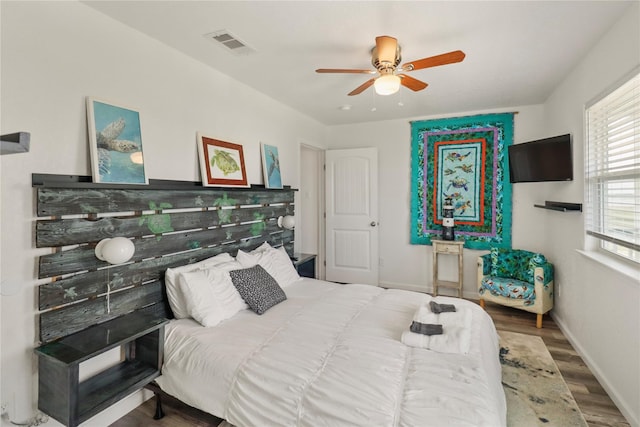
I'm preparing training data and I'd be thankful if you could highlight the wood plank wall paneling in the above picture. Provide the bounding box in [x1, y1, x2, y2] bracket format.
[38, 231, 294, 311]
[36, 187, 294, 217]
[36, 205, 290, 247]
[38, 223, 293, 278]
[39, 282, 166, 343]
[35, 176, 296, 344]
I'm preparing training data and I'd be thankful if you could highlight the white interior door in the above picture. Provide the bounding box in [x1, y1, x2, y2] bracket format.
[325, 148, 378, 285]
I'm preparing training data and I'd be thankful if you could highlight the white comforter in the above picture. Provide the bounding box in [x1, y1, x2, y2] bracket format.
[157, 279, 506, 427]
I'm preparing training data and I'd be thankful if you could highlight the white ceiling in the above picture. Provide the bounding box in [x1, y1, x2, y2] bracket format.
[83, 1, 633, 126]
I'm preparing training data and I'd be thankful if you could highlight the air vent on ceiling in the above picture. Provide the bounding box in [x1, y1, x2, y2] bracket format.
[204, 30, 256, 56]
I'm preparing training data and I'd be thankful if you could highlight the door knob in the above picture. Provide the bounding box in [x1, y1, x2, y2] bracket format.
[370, 221, 377, 227]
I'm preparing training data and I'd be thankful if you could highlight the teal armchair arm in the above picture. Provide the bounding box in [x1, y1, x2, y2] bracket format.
[479, 253, 491, 276]
[530, 253, 554, 285]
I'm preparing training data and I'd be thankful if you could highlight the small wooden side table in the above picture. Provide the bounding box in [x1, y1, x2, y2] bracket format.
[432, 239, 464, 297]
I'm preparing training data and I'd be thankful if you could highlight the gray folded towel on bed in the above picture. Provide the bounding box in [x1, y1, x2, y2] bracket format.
[429, 301, 457, 314]
[409, 321, 443, 336]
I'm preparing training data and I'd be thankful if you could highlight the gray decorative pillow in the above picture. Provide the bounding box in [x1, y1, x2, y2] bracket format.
[229, 265, 287, 315]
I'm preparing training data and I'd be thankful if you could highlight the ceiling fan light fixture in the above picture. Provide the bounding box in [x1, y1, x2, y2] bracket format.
[374, 74, 401, 96]
[316, 36, 464, 96]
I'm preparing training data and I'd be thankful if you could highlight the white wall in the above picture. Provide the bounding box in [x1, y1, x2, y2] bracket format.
[0, 2, 325, 425]
[299, 146, 321, 255]
[326, 105, 546, 294]
[539, 3, 640, 425]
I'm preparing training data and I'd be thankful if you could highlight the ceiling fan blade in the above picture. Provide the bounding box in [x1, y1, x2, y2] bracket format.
[348, 78, 375, 96]
[375, 36, 398, 65]
[316, 68, 376, 74]
[401, 50, 466, 72]
[399, 74, 428, 91]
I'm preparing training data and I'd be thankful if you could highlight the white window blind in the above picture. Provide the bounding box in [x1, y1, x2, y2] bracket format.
[585, 70, 640, 262]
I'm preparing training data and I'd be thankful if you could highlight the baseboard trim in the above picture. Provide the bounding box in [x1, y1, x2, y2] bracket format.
[378, 281, 480, 300]
[551, 312, 638, 427]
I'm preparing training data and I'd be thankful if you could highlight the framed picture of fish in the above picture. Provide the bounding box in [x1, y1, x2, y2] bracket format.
[260, 143, 282, 189]
[197, 133, 249, 187]
[86, 97, 148, 185]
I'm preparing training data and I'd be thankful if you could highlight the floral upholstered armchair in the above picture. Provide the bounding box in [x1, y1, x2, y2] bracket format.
[477, 248, 554, 328]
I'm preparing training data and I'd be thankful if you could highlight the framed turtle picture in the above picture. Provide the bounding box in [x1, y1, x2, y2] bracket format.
[260, 142, 282, 189]
[86, 97, 148, 184]
[197, 133, 249, 187]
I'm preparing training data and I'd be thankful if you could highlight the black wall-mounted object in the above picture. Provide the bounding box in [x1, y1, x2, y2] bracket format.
[509, 134, 573, 183]
[534, 201, 583, 212]
[1, 132, 30, 155]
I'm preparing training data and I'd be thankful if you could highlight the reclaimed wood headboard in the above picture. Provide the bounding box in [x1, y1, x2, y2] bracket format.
[34, 174, 295, 344]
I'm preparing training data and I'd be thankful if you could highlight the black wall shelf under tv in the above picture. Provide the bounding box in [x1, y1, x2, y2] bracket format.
[534, 201, 582, 212]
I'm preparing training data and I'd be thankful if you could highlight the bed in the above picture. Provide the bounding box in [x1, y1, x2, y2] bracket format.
[156, 274, 506, 426]
[33, 178, 505, 426]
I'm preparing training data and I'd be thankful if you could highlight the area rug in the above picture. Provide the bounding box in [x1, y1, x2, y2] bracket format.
[500, 330, 588, 427]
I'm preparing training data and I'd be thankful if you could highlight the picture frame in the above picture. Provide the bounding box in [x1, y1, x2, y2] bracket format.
[86, 97, 148, 185]
[260, 142, 283, 189]
[197, 133, 249, 187]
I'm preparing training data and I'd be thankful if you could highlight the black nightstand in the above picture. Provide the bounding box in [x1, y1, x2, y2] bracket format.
[292, 253, 317, 279]
[35, 312, 169, 427]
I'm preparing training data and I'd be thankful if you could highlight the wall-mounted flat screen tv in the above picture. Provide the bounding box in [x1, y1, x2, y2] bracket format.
[508, 134, 573, 183]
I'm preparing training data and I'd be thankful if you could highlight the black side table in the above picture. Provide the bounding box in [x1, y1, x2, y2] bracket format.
[292, 253, 317, 279]
[35, 312, 169, 427]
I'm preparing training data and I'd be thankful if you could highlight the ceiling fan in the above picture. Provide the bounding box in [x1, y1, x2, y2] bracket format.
[316, 36, 465, 96]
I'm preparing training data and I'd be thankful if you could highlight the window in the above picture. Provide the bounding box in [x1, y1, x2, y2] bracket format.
[585, 69, 640, 263]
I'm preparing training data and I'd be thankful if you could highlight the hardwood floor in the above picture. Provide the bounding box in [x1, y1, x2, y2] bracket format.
[484, 301, 630, 427]
[110, 390, 223, 427]
[110, 301, 630, 427]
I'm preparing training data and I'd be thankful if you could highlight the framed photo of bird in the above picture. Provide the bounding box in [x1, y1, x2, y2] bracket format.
[197, 133, 249, 187]
[260, 142, 283, 189]
[86, 97, 148, 184]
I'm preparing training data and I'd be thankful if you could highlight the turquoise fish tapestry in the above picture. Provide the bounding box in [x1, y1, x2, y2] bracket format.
[410, 113, 514, 249]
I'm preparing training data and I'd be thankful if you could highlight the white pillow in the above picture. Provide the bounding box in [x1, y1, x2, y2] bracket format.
[177, 269, 226, 327]
[164, 252, 234, 318]
[236, 246, 300, 288]
[203, 260, 249, 312]
[233, 243, 273, 270]
[236, 248, 268, 269]
[252, 241, 273, 253]
[202, 259, 248, 309]
[177, 262, 248, 327]
[272, 246, 301, 287]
